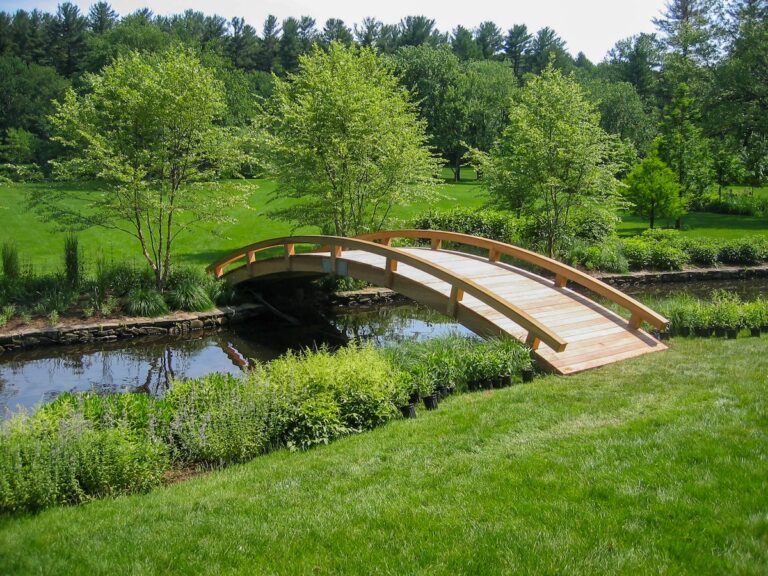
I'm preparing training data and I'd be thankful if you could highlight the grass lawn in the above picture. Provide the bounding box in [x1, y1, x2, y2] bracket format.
[1, 337, 766, 575]
[1, 176, 488, 270]
[618, 211, 768, 239]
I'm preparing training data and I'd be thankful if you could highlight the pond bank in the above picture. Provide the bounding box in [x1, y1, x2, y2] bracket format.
[0, 304, 264, 354]
[596, 264, 768, 287]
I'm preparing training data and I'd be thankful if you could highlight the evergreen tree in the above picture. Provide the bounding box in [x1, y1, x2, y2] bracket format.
[257, 15, 280, 72]
[354, 17, 381, 47]
[321, 19, 353, 47]
[279, 17, 302, 72]
[227, 17, 260, 70]
[474, 21, 503, 59]
[451, 25, 479, 60]
[47, 2, 87, 76]
[504, 24, 531, 79]
[88, 2, 117, 34]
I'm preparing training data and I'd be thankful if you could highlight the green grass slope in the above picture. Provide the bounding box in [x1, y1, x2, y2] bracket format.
[1, 337, 766, 575]
[1, 177, 488, 269]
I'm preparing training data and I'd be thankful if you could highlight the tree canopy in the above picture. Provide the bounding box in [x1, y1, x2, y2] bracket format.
[260, 43, 439, 236]
[30, 46, 248, 289]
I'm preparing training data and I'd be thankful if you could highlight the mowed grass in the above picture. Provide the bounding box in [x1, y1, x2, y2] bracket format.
[1, 172, 488, 269]
[1, 337, 766, 575]
[617, 211, 768, 239]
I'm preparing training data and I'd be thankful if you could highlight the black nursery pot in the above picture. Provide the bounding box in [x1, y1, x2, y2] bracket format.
[399, 404, 417, 419]
[482, 379, 494, 390]
[715, 327, 726, 337]
[750, 327, 761, 337]
[423, 394, 439, 410]
[694, 326, 711, 337]
[726, 328, 739, 339]
[500, 374, 513, 387]
[679, 326, 691, 337]
[446, 384, 456, 395]
[521, 368, 535, 383]
[493, 377, 505, 389]
[408, 390, 421, 404]
[436, 384, 449, 399]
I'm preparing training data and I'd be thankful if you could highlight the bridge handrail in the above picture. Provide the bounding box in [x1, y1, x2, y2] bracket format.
[355, 229, 669, 330]
[207, 234, 568, 352]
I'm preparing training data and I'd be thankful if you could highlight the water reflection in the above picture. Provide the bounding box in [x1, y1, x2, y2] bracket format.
[0, 305, 469, 416]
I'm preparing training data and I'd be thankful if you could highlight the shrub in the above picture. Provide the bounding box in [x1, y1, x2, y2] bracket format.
[165, 282, 214, 312]
[649, 243, 688, 270]
[412, 208, 517, 244]
[718, 238, 766, 266]
[680, 238, 720, 267]
[568, 240, 629, 273]
[571, 209, 619, 244]
[1, 241, 20, 279]
[124, 287, 168, 317]
[0, 409, 169, 514]
[96, 260, 153, 297]
[621, 238, 652, 269]
[165, 371, 281, 465]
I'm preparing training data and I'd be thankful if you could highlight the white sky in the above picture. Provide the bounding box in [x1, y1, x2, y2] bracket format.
[1, 0, 670, 62]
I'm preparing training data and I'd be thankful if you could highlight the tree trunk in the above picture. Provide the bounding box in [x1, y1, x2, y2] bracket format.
[453, 158, 461, 182]
[649, 209, 655, 229]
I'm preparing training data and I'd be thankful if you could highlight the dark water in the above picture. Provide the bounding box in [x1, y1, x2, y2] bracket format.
[1, 277, 766, 416]
[0, 305, 472, 415]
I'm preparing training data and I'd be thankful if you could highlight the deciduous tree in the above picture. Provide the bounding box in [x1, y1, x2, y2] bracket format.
[624, 150, 684, 228]
[260, 43, 439, 236]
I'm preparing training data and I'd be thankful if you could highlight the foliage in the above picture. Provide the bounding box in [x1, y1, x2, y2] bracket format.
[567, 239, 629, 273]
[261, 43, 439, 236]
[1, 241, 20, 279]
[0, 407, 169, 514]
[412, 208, 517, 244]
[63, 233, 80, 287]
[124, 287, 168, 317]
[476, 66, 624, 257]
[32, 46, 249, 291]
[624, 150, 684, 228]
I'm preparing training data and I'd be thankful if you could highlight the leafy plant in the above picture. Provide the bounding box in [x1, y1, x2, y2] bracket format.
[165, 282, 214, 312]
[63, 233, 81, 288]
[1, 241, 20, 279]
[124, 287, 168, 317]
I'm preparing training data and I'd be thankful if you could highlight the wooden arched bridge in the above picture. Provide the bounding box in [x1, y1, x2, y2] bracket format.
[208, 230, 668, 375]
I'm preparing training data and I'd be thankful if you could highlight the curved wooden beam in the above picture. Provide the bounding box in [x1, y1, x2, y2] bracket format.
[356, 229, 669, 330]
[208, 235, 568, 352]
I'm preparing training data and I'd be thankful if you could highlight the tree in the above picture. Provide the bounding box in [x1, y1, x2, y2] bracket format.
[88, 2, 117, 34]
[279, 17, 302, 72]
[398, 16, 444, 47]
[527, 27, 572, 74]
[474, 21, 503, 59]
[462, 60, 517, 152]
[227, 16, 260, 70]
[321, 18, 353, 47]
[624, 151, 684, 228]
[604, 33, 662, 102]
[47, 2, 87, 76]
[656, 83, 713, 226]
[260, 43, 439, 236]
[451, 25, 479, 60]
[504, 24, 531, 80]
[257, 15, 280, 72]
[476, 66, 623, 257]
[393, 45, 468, 181]
[354, 17, 381, 47]
[34, 47, 248, 290]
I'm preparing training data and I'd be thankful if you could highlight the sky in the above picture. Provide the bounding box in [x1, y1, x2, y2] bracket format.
[0, 0, 670, 62]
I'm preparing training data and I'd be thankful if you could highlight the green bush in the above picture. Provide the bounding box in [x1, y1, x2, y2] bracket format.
[64, 234, 81, 288]
[0, 409, 169, 514]
[649, 243, 688, 270]
[680, 238, 720, 267]
[412, 208, 517, 244]
[568, 240, 629, 273]
[621, 238, 652, 269]
[718, 238, 766, 266]
[124, 287, 168, 317]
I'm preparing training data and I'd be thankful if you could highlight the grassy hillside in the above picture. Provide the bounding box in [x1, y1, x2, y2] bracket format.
[1, 176, 488, 269]
[1, 337, 766, 575]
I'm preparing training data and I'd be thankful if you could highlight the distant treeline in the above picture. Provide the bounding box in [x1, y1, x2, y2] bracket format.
[0, 1, 766, 186]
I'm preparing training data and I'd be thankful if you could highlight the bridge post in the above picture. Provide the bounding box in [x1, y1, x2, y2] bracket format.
[247, 250, 257, 276]
[488, 248, 500, 263]
[554, 274, 567, 288]
[284, 244, 295, 270]
[431, 238, 442, 250]
[330, 245, 343, 275]
[384, 258, 398, 288]
[447, 286, 464, 317]
[628, 313, 642, 330]
[525, 333, 541, 351]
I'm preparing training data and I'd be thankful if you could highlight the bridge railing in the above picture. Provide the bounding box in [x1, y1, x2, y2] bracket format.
[207, 234, 568, 352]
[355, 229, 669, 331]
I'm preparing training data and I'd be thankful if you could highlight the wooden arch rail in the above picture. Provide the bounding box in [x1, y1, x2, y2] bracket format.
[356, 229, 668, 331]
[209, 234, 568, 352]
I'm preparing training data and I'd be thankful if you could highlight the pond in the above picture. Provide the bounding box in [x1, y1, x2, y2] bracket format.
[1, 277, 766, 416]
[0, 305, 472, 416]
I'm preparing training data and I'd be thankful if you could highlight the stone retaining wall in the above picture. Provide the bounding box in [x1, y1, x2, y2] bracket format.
[0, 304, 263, 354]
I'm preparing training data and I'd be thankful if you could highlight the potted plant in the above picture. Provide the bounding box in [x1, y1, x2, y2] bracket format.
[744, 301, 763, 338]
[691, 303, 712, 338]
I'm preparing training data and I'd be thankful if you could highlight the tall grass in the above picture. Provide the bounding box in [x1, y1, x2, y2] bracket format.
[1, 241, 20, 279]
